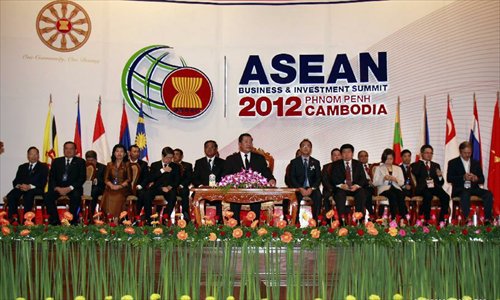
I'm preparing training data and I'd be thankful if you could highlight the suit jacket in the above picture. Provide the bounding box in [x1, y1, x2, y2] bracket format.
[447, 156, 485, 197]
[192, 156, 225, 187]
[48, 156, 86, 193]
[372, 164, 405, 194]
[223, 152, 275, 181]
[12, 161, 49, 190]
[289, 156, 321, 189]
[410, 160, 444, 193]
[331, 159, 368, 190]
[92, 162, 106, 194]
[321, 162, 334, 193]
[178, 161, 193, 189]
[130, 159, 149, 188]
[147, 160, 180, 190]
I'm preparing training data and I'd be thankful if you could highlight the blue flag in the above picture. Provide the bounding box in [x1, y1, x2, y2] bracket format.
[119, 102, 131, 150]
[135, 104, 148, 161]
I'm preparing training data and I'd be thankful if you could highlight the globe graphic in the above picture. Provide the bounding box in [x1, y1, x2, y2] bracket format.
[121, 45, 186, 119]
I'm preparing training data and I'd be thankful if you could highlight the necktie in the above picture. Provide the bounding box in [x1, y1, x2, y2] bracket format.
[163, 163, 168, 168]
[28, 163, 33, 173]
[244, 154, 250, 170]
[303, 159, 309, 187]
[425, 161, 430, 171]
[345, 161, 352, 187]
[208, 158, 212, 171]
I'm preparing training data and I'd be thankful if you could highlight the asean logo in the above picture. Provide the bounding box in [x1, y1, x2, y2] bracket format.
[121, 45, 213, 119]
[36, 0, 91, 52]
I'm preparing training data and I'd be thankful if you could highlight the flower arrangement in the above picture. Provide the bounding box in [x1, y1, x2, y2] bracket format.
[218, 168, 270, 190]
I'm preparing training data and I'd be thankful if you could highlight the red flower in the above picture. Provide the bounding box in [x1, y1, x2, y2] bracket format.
[328, 227, 334, 234]
[486, 227, 492, 233]
[143, 229, 148, 235]
[285, 215, 292, 220]
[220, 231, 226, 236]
[302, 230, 308, 235]
[384, 228, 389, 233]
[295, 223, 300, 228]
[321, 220, 327, 226]
[109, 222, 117, 227]
[357, 229, 364, 236]
[111, 230, 116, 235]
[411, 228, 417, 233]
[450, 230, 456, 234]
[462, 229, 468, 235]
[318, 215, 323, 221]
[245, 231, 252, 238]
[272, 232, 278, 238]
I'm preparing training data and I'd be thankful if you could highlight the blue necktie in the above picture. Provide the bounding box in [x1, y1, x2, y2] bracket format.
[303, 159, 309, 187]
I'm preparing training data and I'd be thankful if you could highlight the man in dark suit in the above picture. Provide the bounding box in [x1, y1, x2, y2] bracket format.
[192, 140, 225, 223]
[289, 139, 322, 223]
[321, 148, 341, 214]
[174, 148, 193, 222]
[399, 149, 415, 198]
[358, 150, 375, 216]
[6, 146, 48, 222]
[45, 141, 86, 225]
[128, 144, 150, 218]
[142, 147, 180, 224]
[447, 141, 493, 222]
[84, 150, 106, 217]
[223, 133, 276, 224]
[331, 144, 368, 222]
[410, 144, 449, 222]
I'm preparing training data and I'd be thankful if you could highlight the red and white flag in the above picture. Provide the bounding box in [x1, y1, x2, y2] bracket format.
[92, 97, 110, 164]
[443, 95, 459, 196]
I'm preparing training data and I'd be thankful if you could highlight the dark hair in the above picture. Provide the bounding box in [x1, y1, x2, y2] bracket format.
[238, 133, 253, 143]
[459, 141, 472, 151]
[357, 150, 368, 157]
[174, 148, 184, 156]
[162, 147, 174, 157]
[331, 148, 340, 155]
[295, 149, 301, 157]
[299, 139, 312, 148]
[381, 148, 395, 163]
[129, 144, 140, 152]
[85, 150, 97, 159]
[340, 144, 354, 153]
[27, 146, 39, 154]
[420, 144, 433, 153]
[401, 149, 412, 156]
[63, 141, 76, 149]
[204, 140, 218, 148]
[111, 144, 129, 162]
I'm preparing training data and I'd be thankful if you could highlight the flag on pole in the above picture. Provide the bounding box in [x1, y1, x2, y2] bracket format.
[392, 97, 404, 164]
[488, 92, 500, 216]
[42, 95, 59, 166]
[469, 93, 483, 167]
[135, 104, 149, 161]
[119, 101, 131, 150]
[92, 97, 110, 164]
[74, 95, 82, 157]
[415, 96, 430, 161]
[443, 95, 460, 195]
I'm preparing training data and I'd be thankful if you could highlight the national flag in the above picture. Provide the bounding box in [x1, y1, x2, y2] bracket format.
[119, 101, 131, 150]
[135, 104, 149, 161]
[469, 93, 483, 167]
[489, 92, 500, 216]
[92, 97, 110, 164]
[443, 95, 459, 195]
[392, 97, 404, 164]
[415, 96, 430, 161]
[74, 95, 82, 157]
[42, 95, 59, 166]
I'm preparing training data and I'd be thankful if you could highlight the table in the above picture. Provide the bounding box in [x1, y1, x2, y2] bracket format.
[191, 187, 299, 226]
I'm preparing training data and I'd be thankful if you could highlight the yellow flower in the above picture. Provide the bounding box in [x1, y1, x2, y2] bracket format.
[121, 295, 134, 300]
[227, 218, 238, 228]
[24, 211, 35, 221]
[446, 298, 457, 300]
[277, 220, 287, 229]
[45, 298, 54, 300]
[416, 297, 428, 300]
[345, 295, 356, 300]
[232, 228, 243, 238]
[61, 218, 71, 227]
[368, 295, 380, 300]
[393, 293, 403, 300]
[257, 228, 268, 236]
[365, 221, 375, 229]
[338, 228, 348, 237]
[246, 211, 256, 221]
[20, 229, 30, 237]
[205, 297, 216, 300]
[123, 220, 132, 226]
[177, 230, 188, 241]
[331, 220, 340, 230]
[119, 211, 128, 219]
[308, 219, 317, 228]
[105, 297, 113, 300]
[280, 231, 293, 243]
[367, 227, 379, 236]
[75, 296, 85, 300]
[150, 293, 161, 300]
[15, 298, 26, 300]
[180, 296, 191, 300]
[151, 213, 158, 219]
[462, 296, 472, 300]
[224, 211, 234, 218]
[59, 234, 69, 242]
[388, 227, 398, 237]
[209, 232, 217, 241]
[1, 226, 11, 236]
[325, 209, 335, 219]
[99, 228, 108, 235]
[124, 227, 135, 234]
[353, 211, 363, 220]
[250, 220, 259, 228]
[24, 220, 35, 227]
[226, 297, 235, 300]
[153, 227, 163, 236]
[177, 219, 187, 229]
[310, 228, 320, 239]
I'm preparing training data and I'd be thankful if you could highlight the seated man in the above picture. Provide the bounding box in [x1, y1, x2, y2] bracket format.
[321, 148, 341, 214]
[44, 141, 86, 225]
[331, 144, 367, 223]
[358, 150, 375, 216]
[173, 148, 193, 222]
[411, 144, 449, 222]
[399, 149, 415, 198]
[128, 144, 149, 218]
[447, 141, 494, 223]
[192, 140, 225, 224]
[223, 133, 276, 224]
[6, 146, 48, 222]
[84, 150, 106, 217]
[142, 147, 180, 224]
[289, 139, 322, 223]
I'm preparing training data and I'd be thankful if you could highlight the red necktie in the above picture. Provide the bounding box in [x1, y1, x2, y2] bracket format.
[425, 161, 430, 171]
[345, 161, 352, 187]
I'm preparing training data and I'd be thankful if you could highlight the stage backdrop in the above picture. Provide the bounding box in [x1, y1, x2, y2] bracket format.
[1, 0, 499, 200]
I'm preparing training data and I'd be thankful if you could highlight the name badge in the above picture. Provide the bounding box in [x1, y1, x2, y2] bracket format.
[426, 179, 434, 188]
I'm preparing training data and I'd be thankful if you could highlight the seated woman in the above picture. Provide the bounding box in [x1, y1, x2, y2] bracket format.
[372, 148, 408, 219]
[101, 144, 132, 221]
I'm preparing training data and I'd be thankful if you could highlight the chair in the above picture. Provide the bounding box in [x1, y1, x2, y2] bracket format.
[370, 165, 389, 218]
[80, 163, 96, 221]
[451, 195, 483, 222]
[125, 163, 141, 218]
[2, 195, 44, 223]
